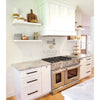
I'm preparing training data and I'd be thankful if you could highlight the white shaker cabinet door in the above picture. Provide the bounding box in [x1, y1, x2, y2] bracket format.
[42, 65, 51, 95]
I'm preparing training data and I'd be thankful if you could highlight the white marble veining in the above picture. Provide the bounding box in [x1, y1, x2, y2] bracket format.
[13, 60, 51, 71]
[62, 78, 94, 100]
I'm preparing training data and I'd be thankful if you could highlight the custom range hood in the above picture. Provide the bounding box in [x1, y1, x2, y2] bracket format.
[41, 30, 76, 36]
[37, 0, 77, 36]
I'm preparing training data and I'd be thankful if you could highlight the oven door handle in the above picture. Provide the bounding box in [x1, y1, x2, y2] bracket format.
[52, 69, 65, 74]
[67, 65, 80, 70]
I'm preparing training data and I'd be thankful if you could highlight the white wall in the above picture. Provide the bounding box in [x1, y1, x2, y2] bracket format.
[81, 26, 91, 55]
[6, 0, 75, 97]
[90, 16, 94, 67]
[6, 0, 39, 97]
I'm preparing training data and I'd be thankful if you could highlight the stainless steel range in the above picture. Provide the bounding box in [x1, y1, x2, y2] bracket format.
[42, 56, 80, 94]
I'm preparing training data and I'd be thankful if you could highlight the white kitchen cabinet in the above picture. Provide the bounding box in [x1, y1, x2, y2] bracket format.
[14, 67, 42, 100]
[42, 65, 51, 95]
[80, 56, 92, 79]
[14, 64, 51, 100]
[37, 0, 76, 36]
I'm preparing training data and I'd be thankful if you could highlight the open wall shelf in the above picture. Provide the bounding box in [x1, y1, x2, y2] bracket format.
[14, 40, 42, 42]
[12, 21, 41, 26]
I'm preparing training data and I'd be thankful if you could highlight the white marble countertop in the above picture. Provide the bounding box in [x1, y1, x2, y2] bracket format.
[62, 78, 94, 100]
[13, 60, 51, 71]
[66, 54, 91, 59]
[13, 54, 91, 71]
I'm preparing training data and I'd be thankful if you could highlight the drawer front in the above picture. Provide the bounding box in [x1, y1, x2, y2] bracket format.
[84, 67, 91, 77]
[80, 65, 91, 79]
[21, 85, 41, 100]
[20, 74, 41, 88]
[84, 57, 92, 63]
[20, 67, 41, 78]
[85, 63, 92, 68]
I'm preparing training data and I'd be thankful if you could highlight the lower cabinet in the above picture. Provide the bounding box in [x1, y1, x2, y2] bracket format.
[80, 56, 92, 79]
[20, 85, 42, 100]
[14, 64, 51, 100]
[42, 65, 51, 95]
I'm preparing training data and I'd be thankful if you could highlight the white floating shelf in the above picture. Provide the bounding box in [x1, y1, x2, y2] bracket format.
[75, 28, 85, 30]
[14, 40, 42, 42]
[13, 21, 41, 26]
[67, 40, 81, 41]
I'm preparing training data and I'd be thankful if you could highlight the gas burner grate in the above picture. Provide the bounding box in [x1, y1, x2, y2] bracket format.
[42, 56, 72, 63]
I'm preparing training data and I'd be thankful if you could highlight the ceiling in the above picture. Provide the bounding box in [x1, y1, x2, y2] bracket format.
[75, 0, 94, 17]
[68, 0, 94, 27]
[75, 0, 94, 27]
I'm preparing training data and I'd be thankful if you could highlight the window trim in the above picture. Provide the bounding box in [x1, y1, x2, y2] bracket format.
[81, 35, 87, 54]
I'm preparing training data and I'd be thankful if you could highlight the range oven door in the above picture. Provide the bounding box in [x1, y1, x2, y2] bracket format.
[52, 69, 65, 89]
[65, 65, 80, 84]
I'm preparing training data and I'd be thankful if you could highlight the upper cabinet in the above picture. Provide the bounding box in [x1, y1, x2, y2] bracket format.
[37, 0, 76, 36]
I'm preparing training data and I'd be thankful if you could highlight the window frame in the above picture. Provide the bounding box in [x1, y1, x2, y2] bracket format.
[81, 35, 87, 54]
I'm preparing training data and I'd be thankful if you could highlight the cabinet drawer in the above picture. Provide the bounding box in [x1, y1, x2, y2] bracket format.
[20, 74, 41, 88]
[20, 67, 41, 78]
[84, 67, 91, 77]
[85, 63, 92, 68]
[80, 57, 92, 65]
[84, 57, 92, 63]
[80, 66, 91, 79]
[21, 85, 41, 100]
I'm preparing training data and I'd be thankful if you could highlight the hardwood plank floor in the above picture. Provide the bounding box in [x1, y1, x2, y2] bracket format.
[7, 68, 94, 100]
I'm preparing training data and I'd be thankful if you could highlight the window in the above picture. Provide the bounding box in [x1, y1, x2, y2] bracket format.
[56, 73, 61, 83]
[81, 35, 87, 54]
[68, 68, 78, 79]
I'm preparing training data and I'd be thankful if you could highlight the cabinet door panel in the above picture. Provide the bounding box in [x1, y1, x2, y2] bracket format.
[42, 65, 51, 95]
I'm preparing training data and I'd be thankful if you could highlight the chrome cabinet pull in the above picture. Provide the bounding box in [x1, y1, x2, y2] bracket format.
[27, 79, 38, 83]
[86, 71, 90, 73]
[27, 90, 38, 95]
[26, 71, 37, 75]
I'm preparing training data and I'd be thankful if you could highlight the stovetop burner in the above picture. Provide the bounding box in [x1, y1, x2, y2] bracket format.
[42, 56, 72, 63]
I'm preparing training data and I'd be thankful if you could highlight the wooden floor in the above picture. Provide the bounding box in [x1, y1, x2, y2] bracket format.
[7, 68, 94, 100]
